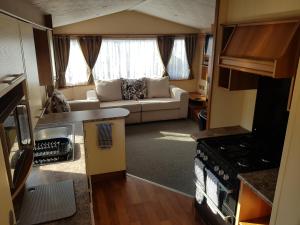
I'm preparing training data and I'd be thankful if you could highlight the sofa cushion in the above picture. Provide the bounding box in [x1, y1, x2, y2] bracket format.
[50, 90, 71, 113]
[147, 77, 170, 98]
[100, 100, 141, 113]
[121, 78, 147, 100]
[95, 79, 122, 102]
[139, 98, 180, 111]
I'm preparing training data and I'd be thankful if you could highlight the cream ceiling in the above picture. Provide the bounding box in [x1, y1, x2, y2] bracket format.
[29, 0, 216, 29]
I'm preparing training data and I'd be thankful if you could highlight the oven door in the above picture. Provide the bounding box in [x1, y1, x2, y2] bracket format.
[194, 157, 238, 225]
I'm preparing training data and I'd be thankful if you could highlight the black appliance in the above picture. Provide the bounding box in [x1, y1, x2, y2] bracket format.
[194, 77, 291, 225]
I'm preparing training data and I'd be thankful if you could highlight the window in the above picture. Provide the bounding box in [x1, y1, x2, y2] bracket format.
[93, 38, 163, 80]
[167, 38, 190, 80]
[65, 38, 90, 86]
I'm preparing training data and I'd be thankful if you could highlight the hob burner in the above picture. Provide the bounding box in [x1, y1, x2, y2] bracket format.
[237, 159, 250, 168]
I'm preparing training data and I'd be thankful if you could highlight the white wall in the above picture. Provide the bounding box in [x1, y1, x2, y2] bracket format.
[270, 60, 300, 225]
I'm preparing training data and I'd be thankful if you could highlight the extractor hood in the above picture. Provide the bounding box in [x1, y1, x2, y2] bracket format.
[219, 19, 300, 78]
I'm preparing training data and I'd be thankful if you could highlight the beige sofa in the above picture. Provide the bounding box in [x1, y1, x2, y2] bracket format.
[63, 85, 189, 124]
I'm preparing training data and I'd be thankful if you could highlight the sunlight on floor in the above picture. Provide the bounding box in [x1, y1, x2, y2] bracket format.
[156, 131, 195, 142]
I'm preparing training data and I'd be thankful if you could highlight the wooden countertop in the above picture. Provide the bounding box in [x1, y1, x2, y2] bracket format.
[238, 169, 278, 206]
[192, 126, 250, 141]
[38, 108, 130, 125]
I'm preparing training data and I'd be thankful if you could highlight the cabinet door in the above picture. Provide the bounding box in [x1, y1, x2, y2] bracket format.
[83, 119, 126, 176]
[19, 22, 44, 128]
[0, 140, 15, 225]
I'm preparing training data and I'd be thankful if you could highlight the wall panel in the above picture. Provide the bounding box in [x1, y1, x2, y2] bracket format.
[0, 13, 24, 77]
[19, 22, 43, 128]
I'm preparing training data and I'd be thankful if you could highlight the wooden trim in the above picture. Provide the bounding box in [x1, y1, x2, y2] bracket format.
[90, 170, 126, 184]
[53, 33, 205, 38]
[0, 10, 51, 31]
[206, 0, 220, 129]
[221, 16, 300, 27]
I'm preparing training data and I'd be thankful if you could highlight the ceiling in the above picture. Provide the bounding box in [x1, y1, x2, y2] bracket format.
[29, 0, 216, 29]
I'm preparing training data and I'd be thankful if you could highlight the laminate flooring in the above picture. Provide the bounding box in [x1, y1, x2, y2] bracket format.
[92, 175, 204, 225]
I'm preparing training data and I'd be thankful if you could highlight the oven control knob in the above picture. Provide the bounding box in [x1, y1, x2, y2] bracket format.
[223, 174, 230, 181]
[203, 155, 208, 161]
[218, 170, 224, 176]
[214, 166, 219, 172]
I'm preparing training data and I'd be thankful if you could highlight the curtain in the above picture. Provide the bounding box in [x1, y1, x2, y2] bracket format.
[79, 36, 102, 84]
[185, 34, 198, 79]
[53, 36, 70, 88]
[65, 39, 90, 86]
[167, 38, 190, 80]
[93, 38, 163, 80]
[157, 36, 175, 76]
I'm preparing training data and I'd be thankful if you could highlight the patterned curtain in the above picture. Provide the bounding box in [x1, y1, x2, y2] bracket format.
[53, 35, 70, 88]
[79, 36, 102, 84]
[184, 34, 198, 79]
[157, 36, 175, 76]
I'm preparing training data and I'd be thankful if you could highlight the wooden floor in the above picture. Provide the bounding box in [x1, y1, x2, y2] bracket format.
[92, 175, 204, 225]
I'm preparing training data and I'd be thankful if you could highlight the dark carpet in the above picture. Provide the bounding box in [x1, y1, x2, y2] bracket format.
[125, 119, 199, 196]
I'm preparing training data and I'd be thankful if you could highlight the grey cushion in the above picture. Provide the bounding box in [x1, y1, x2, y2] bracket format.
[147, 77, 170, 98]
[95, 79, 122, 102]
[100, 100, 141, 113]
[50, 90, 71, 113]
[139, 98, 180, 111]
[121, 78, 147, 100]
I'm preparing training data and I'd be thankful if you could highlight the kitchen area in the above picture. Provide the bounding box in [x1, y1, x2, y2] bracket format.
[192, 13, 300, 225]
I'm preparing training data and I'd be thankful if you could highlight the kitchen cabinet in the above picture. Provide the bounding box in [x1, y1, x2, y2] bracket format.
[83, 118, 126, 177]
[0, 140, 15, 225]
[236, 169, 278, 225]
[218, 25, 258, 91]
[219, 19, 300, 79]
[236, 182, 271, 225]
[218, 19, 300, 91]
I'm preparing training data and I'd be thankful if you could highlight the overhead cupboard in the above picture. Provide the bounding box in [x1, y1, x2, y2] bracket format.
[218, 18, 300, 91]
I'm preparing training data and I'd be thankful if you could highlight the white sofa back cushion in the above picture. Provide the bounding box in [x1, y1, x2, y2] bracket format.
[95, 79, 122, 102]
[147, 77, 170, 98]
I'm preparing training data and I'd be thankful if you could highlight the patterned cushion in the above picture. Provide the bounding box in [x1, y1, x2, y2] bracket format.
[121, 78, 147, 100]
[50, 90, 71, 113]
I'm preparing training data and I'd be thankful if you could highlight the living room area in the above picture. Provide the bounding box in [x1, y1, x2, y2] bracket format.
[0, 1, 216, 225]
[38, 6, 215, 225]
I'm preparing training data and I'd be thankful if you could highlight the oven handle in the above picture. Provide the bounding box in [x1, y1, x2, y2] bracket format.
[195, 181, 233, 223]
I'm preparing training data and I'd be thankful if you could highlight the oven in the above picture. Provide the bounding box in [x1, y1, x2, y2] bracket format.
[194, 144, 239, 225]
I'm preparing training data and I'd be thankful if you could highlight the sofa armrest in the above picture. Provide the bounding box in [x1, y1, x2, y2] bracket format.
[170, 85, 189, 118]
[86, 89, 98, 100]
[68, 99, 100, 111]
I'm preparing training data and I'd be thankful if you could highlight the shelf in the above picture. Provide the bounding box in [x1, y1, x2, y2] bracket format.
[240, 216, 270, 225]
[219, 67, 258, 91]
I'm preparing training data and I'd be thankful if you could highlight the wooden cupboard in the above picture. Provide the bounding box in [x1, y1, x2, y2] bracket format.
[0, 140, 15, 225]
[83, 118, 126, 176]
[236, 181, 272, 225]
[218, 19, 300, 91]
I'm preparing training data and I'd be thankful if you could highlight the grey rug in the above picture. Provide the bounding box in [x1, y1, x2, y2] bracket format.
[126, 119, 199, 196]
[19, 180, 76, 225]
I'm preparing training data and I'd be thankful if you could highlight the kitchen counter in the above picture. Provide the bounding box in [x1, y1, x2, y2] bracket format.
[38, 108, 129, 125]
[192, 126, 250, 141]
[238, 169, 278, 206]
